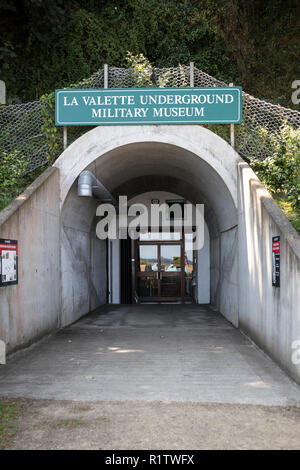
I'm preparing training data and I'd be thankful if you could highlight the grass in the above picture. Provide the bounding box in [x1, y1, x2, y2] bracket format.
[55, 419, 85, 428]
[73, 405, 93, 412]
[274, 196, 300, 233]
[0, 398, 24, 449]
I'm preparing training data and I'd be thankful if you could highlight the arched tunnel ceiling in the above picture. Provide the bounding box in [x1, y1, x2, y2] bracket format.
[84, 142, 237, 234]
[114, 175, 219, 236]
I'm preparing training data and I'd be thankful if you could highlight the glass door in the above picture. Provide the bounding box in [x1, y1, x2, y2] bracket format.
[136, 241, 184, 301]
[160, 244, 183, 300]
[136, 244, 159, 300]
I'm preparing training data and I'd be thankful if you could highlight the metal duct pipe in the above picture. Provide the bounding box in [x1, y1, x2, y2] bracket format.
[77, 170, 117, 206]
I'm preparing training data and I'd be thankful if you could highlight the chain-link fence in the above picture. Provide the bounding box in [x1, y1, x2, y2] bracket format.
[1, 64, 299, 173]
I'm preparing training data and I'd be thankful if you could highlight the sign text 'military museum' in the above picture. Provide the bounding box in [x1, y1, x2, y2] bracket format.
[55, 87, 242, 126]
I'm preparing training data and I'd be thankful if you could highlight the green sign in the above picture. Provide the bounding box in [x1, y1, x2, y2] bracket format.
[55, 87, 242, 126]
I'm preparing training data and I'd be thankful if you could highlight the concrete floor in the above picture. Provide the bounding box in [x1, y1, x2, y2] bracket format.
[1, 304, 300, 405]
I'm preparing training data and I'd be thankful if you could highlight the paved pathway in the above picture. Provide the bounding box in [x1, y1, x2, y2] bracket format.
[1, 304, 300, 405]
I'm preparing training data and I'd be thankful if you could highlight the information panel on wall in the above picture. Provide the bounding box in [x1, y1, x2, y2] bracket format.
[272, 236, 280, 287]
[55, 87, 242, 126]
[0, 239, 18, 286]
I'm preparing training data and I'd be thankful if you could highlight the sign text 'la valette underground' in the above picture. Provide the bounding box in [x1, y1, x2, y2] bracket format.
[55, 87, 242, 126]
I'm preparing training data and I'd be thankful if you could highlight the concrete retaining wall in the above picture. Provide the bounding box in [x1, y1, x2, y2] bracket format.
[219, 227, 239, 327]
[0, 168, 107, 352]
[61, 183, 107, 326]
[238, 162, 300, 384]
[209, 228, 239, 327]
[0, 167, 61, 353]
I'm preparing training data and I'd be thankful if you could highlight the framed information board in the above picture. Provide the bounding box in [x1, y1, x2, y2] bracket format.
[0, 239, 18, 286]
[272, 236, 280, 287]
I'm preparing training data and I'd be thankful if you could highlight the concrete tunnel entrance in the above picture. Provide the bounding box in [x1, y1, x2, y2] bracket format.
[2, 122, 299, 385]
[57, 125, 239, 328]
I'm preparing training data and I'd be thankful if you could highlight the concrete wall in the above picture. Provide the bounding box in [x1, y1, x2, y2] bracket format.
[61, 183, 107, 326]
[0, 168, 61, 353]
[208, 228, 238, 327]
[210, 236, 220, 310]
[0, 167, 107, 354]
[197, 223, 210, 304]
[110, 239, 120, 304]
[54, 125, 239, 321]
[54, 126, 239, 234]
[219, 227, 239, 326]
[238, 162, 300, 384]
[90, 227, 107, 310]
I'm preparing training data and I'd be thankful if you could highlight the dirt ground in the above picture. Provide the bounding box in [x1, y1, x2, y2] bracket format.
[4, 399, 300, 450]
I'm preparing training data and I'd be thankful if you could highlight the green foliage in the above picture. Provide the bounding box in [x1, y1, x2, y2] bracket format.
[249, 124, 300, 209]
[204, 123, 230, 142]
[2, 1, 297, 105]
[0, 41, 17, 82]
[0, 150, 29, 210]
[1, 0, 299, 231]
[275, 196, 300, 233]
[40, 92, 61, 164]
[125, 52, 189, 88]
[0, 398, 24, 449]
[126, 52, 153, 87]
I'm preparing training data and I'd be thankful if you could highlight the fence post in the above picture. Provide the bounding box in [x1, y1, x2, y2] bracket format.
[229, 82, 235, 148]
[0, 80, 6, 105]
[104, 63, 108, 89]
[190, 62, 194, 87]
[63, 126, 68, 150]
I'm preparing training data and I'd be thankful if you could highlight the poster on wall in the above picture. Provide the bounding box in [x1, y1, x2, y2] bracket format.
[0, 239, 18, 286]
[272, 236, 280, 287]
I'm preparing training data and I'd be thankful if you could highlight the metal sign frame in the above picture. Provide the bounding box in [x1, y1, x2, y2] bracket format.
[55, 86, 242, 126]
[272, 236, 280, 287]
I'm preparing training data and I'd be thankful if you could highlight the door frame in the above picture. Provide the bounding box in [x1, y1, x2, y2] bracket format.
[135, 238, 186, 302]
